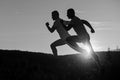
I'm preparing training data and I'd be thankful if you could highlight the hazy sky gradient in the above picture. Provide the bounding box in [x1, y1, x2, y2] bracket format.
[0, 0, 120, 55]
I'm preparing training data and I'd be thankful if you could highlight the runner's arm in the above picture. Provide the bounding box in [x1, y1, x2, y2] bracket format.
[46, 22, 56, 33]
[81, 19, 95, 33]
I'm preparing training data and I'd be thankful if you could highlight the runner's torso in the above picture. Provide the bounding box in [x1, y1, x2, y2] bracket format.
[70, 16, 89, 37]
[54, 18, 70, 40]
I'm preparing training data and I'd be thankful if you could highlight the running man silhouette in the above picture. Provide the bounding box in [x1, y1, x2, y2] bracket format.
[45, 10, 70, 56]
[64, 8, 101, 67]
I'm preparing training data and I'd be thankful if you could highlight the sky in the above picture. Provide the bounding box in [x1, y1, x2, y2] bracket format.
[0, 0, 120, 55]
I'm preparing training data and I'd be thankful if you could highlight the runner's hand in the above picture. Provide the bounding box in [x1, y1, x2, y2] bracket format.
[46, 22, 49, 26]
[91, 29, 95, 33]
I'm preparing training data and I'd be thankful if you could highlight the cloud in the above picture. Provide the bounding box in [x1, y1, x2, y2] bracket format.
[89, 21, 115, 31]
[75, 10, 85, 14]
[90, 21, 106, 27]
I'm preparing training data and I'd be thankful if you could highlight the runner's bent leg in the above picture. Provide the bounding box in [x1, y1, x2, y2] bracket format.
[66, 36, 86, 53]
[50, 39, 66, 56]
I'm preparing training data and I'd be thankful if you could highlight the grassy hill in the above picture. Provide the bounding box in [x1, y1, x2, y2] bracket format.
[0, 49, 120, 80]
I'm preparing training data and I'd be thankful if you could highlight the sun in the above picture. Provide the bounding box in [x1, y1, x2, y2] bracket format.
[76, 43, 92, 59]
[84, 45, 91, 53]
[77, 43, 91, 53]
[83, 45, 93, 59]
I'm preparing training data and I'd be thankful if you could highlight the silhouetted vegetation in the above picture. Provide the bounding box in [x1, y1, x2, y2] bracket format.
[0, 49, 120, 80]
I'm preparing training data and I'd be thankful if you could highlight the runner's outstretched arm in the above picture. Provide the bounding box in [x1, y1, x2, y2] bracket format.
[81, 20, 95, 33]
[45, 22, 56, 33]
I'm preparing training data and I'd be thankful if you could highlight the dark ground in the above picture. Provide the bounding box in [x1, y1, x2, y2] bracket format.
[0, 49, 120, 80]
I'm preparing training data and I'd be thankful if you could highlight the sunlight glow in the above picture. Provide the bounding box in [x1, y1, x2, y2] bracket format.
[83, 45, 92, 59]
[84, 45, 91, 53]
[77, 43, 92, 59]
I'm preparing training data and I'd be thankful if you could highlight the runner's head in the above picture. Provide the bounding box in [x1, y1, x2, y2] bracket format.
[52, 10, 59, 20]
[67, 8, 75, 19]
